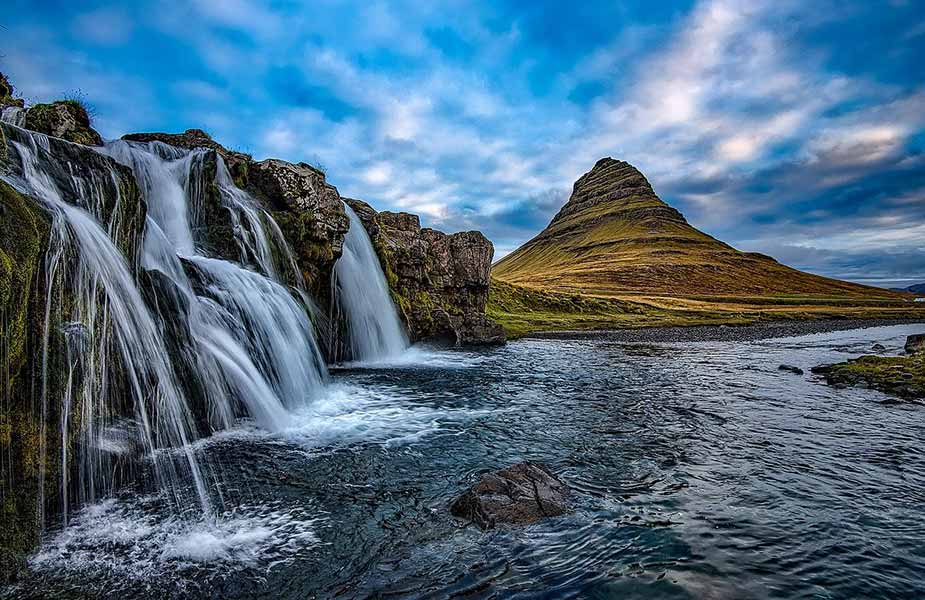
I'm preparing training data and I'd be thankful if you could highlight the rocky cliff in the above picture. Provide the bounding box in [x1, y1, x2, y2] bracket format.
[345, 199, 504, 345]
[120, 130, 502, 345]
[123, 128, 350, 297]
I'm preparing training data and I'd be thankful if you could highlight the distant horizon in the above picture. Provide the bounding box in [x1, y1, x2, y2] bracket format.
[4, 0, 924, 288]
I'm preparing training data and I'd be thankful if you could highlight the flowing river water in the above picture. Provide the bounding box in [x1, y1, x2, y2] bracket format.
[3, 322, 924, 599]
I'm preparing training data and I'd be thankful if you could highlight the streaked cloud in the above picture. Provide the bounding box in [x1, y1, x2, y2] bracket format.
[3, 0, 924, 286]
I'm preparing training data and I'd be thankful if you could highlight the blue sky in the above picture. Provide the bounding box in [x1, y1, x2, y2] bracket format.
[4, 0, 925, 287]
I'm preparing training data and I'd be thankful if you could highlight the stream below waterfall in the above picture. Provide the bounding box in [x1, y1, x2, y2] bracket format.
[4, 323, 925, 599]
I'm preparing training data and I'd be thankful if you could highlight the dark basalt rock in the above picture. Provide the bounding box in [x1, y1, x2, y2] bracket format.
[778, 364, 804, 375]
[248, 159, 350, 290]
[345, 198, 505, 346]
[24, 101, 103, 146]
[450, 462, 569, 529]
[872, 343, 887, 352]
[906, 334, 925, 355]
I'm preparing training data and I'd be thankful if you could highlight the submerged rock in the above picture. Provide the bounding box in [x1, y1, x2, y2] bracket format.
[24, 101, 103, 146]
[450, 462, 570, 529]
[905, 334, 925, 355]
[872, 343, 886, 352]
[345, 198, 505, 345]
[778, 364, 804, 375]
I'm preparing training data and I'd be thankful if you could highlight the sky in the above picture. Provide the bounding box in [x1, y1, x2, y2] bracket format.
[3, 0, 925, 288]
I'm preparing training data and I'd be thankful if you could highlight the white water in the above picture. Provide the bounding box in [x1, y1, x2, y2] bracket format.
[0, 124, 334, 527]
[333, 204, 408, 362]
[0, 119, 427, 564]
[101, 140, 328, 432]
[0, 106, 26, 127]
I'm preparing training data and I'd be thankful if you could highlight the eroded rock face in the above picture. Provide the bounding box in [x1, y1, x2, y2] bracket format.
[906, 334, 925, 355]
[451, 462, 570, 529]
[248, 160, 349, 290]
[24, 101, 103, 146]
[345, 198, 505, 345]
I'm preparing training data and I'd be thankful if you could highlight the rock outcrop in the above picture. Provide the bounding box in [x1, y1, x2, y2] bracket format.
[24, 101, 103, 146]
[450, 462, 570, 529]
[814, 354, 925, 401]
[0, 73, 24, 109]
[345, 198, 505, 345]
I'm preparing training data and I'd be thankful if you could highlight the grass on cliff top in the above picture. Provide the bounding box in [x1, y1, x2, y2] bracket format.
[487, 278, 925, 339]
[821, 354, 925, 400]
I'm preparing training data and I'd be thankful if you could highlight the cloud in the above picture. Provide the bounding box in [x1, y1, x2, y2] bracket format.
[71, 8, 134, 46]
[3, 0, 923, 284]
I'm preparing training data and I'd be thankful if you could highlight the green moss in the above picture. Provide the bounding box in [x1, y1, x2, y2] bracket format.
[820, 354, 925, 400]
[0, 181, 49, 582]
[272, 209, 335, 295]
[24, 101, 102, 146]
[0, 181, 47, 385]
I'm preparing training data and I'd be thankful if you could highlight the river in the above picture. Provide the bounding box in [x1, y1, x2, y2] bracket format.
[4, 323, 924, 599]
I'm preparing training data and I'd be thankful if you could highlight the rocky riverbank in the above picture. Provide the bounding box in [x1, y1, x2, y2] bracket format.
[529, 319, 925, 343]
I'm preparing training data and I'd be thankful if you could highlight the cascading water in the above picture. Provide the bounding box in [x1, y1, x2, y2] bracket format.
[1, 122, 330, 530]
[332, 204, 409, 362]
[3, 127, 211, 522]
[0, 106, 26, 127]
[102, 140, 328, 433]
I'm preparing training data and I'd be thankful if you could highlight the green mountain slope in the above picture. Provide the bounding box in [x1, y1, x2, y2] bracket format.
[493, 158, 892, 298]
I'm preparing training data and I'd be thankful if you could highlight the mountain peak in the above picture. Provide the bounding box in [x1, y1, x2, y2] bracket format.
[552, 157, 682, 229]
[494, 158, 886, 297]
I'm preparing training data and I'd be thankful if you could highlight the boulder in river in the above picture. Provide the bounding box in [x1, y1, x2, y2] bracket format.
[905, 334, 925, 355]
[778, 364, 804, 375]
[450, 462, 569, 529]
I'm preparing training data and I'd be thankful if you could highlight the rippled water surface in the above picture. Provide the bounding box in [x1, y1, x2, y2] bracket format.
[6, 324, 925, 599]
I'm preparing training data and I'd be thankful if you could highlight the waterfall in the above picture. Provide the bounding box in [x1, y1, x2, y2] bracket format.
[1, 123, 329, 528]
[101, 140, 328, 430]
[4, 129, 211, 521]
[333, 204, 409, 362]
[0, 106, 26, 127]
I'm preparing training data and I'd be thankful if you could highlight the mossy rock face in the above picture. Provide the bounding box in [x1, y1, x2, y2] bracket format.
[0, 72, 12, 99]
[24, 101, 103, 146]
[0, 122, 147, 579]
[0, 180, 49, 583]
[0, 72, 24, 110]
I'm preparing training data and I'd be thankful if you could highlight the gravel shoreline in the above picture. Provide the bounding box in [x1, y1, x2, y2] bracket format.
[527, 319, 925, 343]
